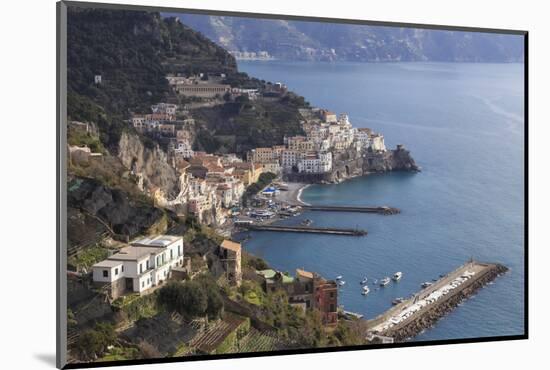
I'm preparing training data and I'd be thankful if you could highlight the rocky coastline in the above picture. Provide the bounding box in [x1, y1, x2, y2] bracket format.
[284, 144, 420, 185]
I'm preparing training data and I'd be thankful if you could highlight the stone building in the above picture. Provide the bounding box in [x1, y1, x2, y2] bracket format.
[219, 240, 242, 286]
[257, 268, 338, 327]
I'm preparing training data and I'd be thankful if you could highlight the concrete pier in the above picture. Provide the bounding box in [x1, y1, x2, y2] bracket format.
[244, 224, 367, 236]
[302, 205, 400, 215]
[366, 261, 508, 342]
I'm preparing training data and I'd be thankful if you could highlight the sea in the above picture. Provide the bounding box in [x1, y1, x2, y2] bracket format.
[237, 60, 525, 341]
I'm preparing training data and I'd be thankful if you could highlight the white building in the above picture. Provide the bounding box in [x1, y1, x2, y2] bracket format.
[151, 103, 177, 115]
[297, 152, 332, 174]
[370, 134, 387, 152]
[175, 140, 194, 158]
[355, 128, 373, 148]
[92, 235, 184, 298]
[338, 113, 351, 127]
[281, 150, 300, 170]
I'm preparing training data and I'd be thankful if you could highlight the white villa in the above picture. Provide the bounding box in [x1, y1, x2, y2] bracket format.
[92, 235, 184, 299]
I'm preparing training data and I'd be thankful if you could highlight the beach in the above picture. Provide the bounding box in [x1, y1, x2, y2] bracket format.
[274, 182, 310, 206]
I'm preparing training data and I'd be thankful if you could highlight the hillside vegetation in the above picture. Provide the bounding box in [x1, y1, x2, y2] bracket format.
[67, 7, 304, 155]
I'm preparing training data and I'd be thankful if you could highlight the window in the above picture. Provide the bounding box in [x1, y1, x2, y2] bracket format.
[142, 281, 144, 288]
[114, 268, 119, 276]
[146, 260, 150, 270]
[330, 292, 335, 298]
[102, 270, 108, 278]
[178, 245, 182, 256]
[170, 250, 173, 260]
[139, 263, 143, 274]
[121, 265, 124, 272]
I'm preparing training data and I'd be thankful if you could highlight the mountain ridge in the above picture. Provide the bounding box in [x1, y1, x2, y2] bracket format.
[169, 14, 524, 63]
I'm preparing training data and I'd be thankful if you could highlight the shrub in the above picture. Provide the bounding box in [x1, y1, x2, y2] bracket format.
[157, 276, 224, 319]
[75, 323, 117, 361]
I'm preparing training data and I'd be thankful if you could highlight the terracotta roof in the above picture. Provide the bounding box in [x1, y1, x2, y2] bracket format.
[221, 239, 241, 253]
[296, 268, 313, 279]
[235, 160, 255, 167]
[175, 159, 190, 170]
[205, 164, 225, 173]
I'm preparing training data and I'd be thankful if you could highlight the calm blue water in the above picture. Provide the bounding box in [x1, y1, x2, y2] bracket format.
[238, 61, 525, 341]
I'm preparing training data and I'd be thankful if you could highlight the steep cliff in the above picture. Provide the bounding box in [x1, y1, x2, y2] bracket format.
[118, 131, 179, 195]
[68, 177, 165, 237]
[284, 145, 419, 184]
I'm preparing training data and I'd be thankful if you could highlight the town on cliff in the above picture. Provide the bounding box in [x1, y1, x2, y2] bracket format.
[69, 73, 418, 227]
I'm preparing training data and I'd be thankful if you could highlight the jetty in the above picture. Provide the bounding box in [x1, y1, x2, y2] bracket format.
[366, 260, 508, 342]
[243, 224, 367, 236]
[302, 205, 400, 215]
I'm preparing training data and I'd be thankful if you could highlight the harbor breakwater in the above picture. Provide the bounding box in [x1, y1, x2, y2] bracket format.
[368, 263, 509, 342]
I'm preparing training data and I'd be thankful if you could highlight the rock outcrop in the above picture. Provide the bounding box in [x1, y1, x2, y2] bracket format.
[118, 131, 179, 195]
[68, 177, 164, 238]
[363, 144, 420, 173]
[284, 145, 419, 184]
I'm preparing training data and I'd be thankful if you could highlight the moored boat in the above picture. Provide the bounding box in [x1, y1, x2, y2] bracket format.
[421, 281, 433, 288]
[392, 297, 405, 305]
[300, 219, 313, 226]
[380, 277, 390, 287]
[393, 272, 403, 281]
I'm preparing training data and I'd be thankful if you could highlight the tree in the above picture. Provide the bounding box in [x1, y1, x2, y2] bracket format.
[157, 281, 181, 311]
[195, 274, 224, 318]
[206, 288, 224, 318]
[178, 281, 208, 317]
[235, 94, 249, 104]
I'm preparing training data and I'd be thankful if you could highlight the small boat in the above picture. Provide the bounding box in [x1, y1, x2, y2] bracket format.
[421, 281, 433, 288]
[300, 218, 313, 226]
[362, 285, 370, 291]
[380, 277, 390, 287]
[392, 272, 403, 281]
[336, 275, 343, 280]
[338, 280, 346, 286]
[392, 297, 405, 305]
[360, 277, 368, 285]
[362, 286, 370, 295]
